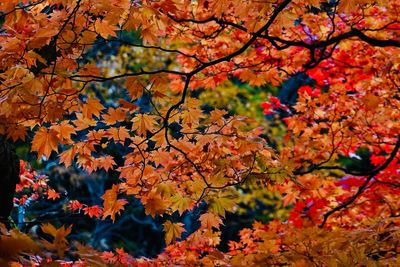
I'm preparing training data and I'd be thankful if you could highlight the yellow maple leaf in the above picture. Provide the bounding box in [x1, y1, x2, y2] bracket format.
[41, 223, 72, 258]
[170, 195, 193, 215]
[163, 220, 185, 245]
[208, 192, 237, 217]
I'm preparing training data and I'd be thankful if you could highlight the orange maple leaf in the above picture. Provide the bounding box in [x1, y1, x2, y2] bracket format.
[82, 98, 104, 119]
[103, 108, 126, 125]
[199, 212, 223, 230]
[126, 77, 144, 100]
[31, 127, 59, 159]
[95, 155, 117, 171]
[107, 127, 131, 143]
[47, 189, 60, 200]
[95, 19, 118, 39]
[131, 114, 159, 136]
[142, 191, 169, 217]
[41, 224, 72, 258]
[102, 185, 128, 222]
[73, 113, 97, 131]
[50, 121, 76, 143]
[58, 147, 76, 168]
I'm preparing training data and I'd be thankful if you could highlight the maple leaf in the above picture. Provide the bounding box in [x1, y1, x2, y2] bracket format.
[6, 124, 26, 141]
[170, 195, 193, 215]
[83, 205, 103, 218]
[1, 0, 400, 263]
[47, 189, 60, 200]
[35, 27, 59, 38]
[163, 220, 185, 245]
[338, 0, 368, 13]
[362, 93, 380, 109]
[24, 50, 46, 68]
[41, 223, 72, 258]
[68, 200, 84, 211]
[142, 191, 170, 217]
[307, 0, 320, 7]
[131, 114, 159, 136]
[50, 121, 76, 143]
[73, 113, 98, 131]
[82, 98, 104, 119]
[102, 184, 128, 222]
[59, 147, 76, 168]
[208, 192, 237, 217]
[199, 212, 224, 230]
[75, 64, 101, 81]
[235, 69, 252, 82]
[101, 247, 134, 265]
[282, 191, 298, 207]
[182, 107, 203, 127]
[141, 26, 158, 44]
[126, 77, 144, 100]
[119, 99, 139, 111]
[95, 155, 117, 171]
[107, 127, 131, 143]
[103, 108, 126, 125]
[0, 227, 40, 262]
[76, 153, 96, 173]
[95, 19, 118, 39]
[31, 127, 60, 159]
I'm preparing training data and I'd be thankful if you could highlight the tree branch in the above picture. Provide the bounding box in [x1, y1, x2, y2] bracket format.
[319, 136, 400, 228]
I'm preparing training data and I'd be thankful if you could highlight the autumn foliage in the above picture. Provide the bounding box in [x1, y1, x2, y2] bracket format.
[0, 0, 400, 265]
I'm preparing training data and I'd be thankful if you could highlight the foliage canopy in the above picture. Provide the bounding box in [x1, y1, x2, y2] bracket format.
[0, 0, 400, 265]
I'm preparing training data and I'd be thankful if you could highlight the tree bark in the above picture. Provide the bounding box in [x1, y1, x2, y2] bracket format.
[0, 137, 20, 222]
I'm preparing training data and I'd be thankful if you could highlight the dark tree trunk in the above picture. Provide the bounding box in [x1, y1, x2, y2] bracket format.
[0, 137, 20, 221]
